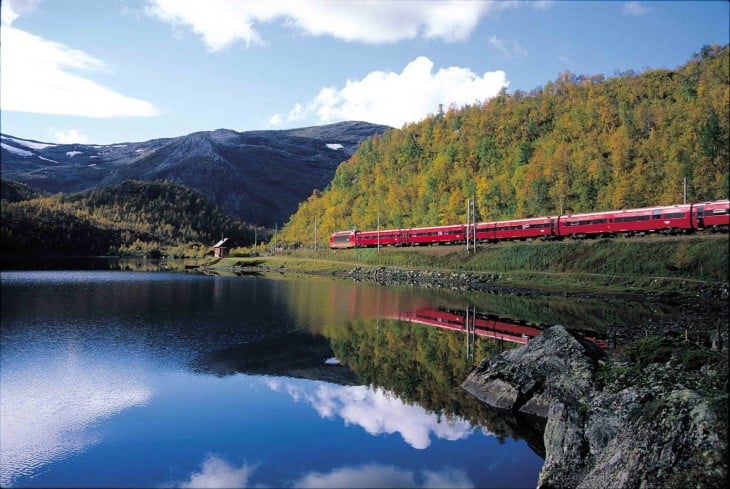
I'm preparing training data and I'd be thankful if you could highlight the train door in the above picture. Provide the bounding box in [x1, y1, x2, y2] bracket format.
[694, 205, 704, 229]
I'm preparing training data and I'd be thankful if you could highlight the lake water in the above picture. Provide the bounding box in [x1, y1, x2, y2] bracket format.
[0, 269, 663, 488]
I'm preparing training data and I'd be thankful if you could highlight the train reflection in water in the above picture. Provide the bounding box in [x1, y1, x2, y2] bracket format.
[390, 307, 608, 351]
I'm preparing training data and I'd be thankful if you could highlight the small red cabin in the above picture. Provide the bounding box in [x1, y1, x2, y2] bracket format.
[213, 238, 230, 257]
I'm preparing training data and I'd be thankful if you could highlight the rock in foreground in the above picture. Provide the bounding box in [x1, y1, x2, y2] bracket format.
[462, 325, 727, 489]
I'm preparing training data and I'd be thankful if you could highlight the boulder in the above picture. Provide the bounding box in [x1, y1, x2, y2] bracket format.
[462, 325, 727, 488]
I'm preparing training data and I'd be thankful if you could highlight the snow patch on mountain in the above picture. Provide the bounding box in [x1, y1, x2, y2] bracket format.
[2, 143, 33, 157]
[1, 136, 57, 150]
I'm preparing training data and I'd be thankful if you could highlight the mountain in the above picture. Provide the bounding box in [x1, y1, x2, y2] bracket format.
[0, 121, 390, 228]
[277, 45, 729, 246]
[0, 180, 257, 256]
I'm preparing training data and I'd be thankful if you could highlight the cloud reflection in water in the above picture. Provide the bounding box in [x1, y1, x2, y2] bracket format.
[177, 454, 474, 488]
[267, 379, 475, 449]
[0, 349, 152, 487]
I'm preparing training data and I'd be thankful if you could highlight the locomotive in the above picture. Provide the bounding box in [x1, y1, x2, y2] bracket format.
[329, 199, 730, 249]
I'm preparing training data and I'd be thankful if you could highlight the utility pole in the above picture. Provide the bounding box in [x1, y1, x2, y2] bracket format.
[471, 198, 475, 252]
[683, 177, 687, 204]
[466, 199, 470, 252]
[377, 211, 381, 253]
[466, 197, 476, 252]
[274, 224, 277, 253]
[314, 218, 318, 251]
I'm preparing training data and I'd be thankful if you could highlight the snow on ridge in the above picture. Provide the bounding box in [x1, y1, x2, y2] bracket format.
[1, 136, 57, 150]
[326, 143, 344, 150]
[38, 156, 59, 163]
[66, 151, 83, 157]
[2, 142, 34, 157]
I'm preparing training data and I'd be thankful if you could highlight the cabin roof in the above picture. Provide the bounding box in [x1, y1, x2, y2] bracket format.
[213, 238, 229, 248]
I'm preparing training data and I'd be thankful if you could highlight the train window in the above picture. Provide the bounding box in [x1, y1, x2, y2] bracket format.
[712, 209, 729, 215]
[615, 215, 650, 223]
[664, 212, 685, 219]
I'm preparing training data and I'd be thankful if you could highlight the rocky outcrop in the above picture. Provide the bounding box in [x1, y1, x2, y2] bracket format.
[345, 266, 503, 291]
[462, 325, 727, 489]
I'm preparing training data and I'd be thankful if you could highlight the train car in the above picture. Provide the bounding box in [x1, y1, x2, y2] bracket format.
[330, 199, 728, 249]
[557, 209, 615, 238]
[693, 200, 730, 231]
[476, 216, 556, 242]
[611, 204, 693, 236]
[560, 204, 693, 238]
[356, 228, 407, 247]
[407, 224, 466, 246]
[329, 230, 357, 249]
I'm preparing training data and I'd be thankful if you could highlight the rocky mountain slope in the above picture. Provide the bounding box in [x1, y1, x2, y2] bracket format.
[1, 121, 389, 227]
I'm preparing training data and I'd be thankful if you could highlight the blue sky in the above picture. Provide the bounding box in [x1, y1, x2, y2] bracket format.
[1, 0, 728, 145]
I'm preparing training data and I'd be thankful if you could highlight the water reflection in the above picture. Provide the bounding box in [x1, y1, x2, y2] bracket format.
[175, 455, 255, 488]
[291, 463, 474, 488]
[0, 346, 152, 487]
[390, 307, 609, 350]
[175, 454, 475, 489]
[1, 271, 672, 487]
[267, 380, 474, 449]
[194, 330, 360, 385]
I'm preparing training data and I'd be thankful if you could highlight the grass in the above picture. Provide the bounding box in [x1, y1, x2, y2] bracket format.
[206, 234, 729, 296]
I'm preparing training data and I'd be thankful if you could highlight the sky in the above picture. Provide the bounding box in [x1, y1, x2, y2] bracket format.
[1, 0, 728, 145]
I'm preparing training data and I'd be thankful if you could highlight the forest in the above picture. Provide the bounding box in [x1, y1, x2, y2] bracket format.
[0, 180, 259, 256]
[277, 45, 729, 247]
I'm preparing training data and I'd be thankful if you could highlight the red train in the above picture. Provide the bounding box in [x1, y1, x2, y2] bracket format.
[330, 200, 730, 249]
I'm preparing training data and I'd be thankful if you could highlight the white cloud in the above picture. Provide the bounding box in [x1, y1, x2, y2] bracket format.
[54, 129, 90, 144]
[268, 113, 284, 127]
[531, 1, 555, 10]
[623, 2, 650, 15]
[179, 455, 255, 489]
[145, 0, 508, 50]
[0, 8, 159, 118]
[1, 0, 40, 26]
[270, 381, 476, 450]
[271, 56, 508, 128]
[295, 464, 474, 489]
[559, 55, 576, 67]
[487, 35, 528, 59]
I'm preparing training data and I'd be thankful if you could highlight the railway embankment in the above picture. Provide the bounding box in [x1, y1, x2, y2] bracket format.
[462, 325, 727, 489]
[207, 234, 729, 297]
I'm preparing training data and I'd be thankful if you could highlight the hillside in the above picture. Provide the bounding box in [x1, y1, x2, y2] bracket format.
[278, 45, 729, 246]
[0, 121, 390, 228]
[0, 180, 47, 203]
[0, 180, 258, 256]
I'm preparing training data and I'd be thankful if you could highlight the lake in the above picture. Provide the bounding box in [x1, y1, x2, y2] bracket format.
[0, 269, 663, 488]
